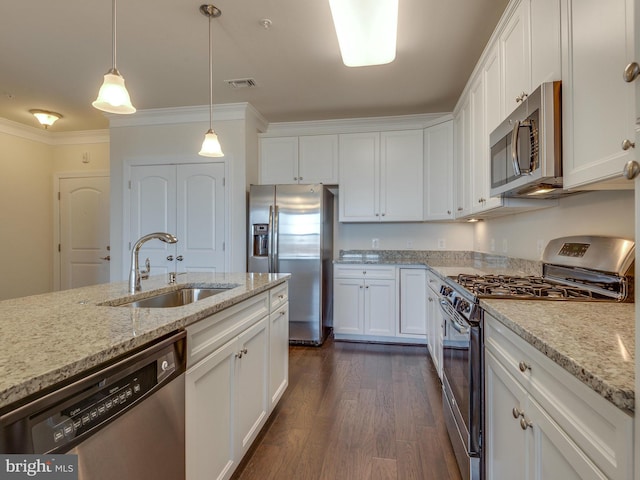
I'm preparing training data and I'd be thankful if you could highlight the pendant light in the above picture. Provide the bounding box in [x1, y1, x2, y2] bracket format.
[199, 4, 224, 157]
[92, 0, 136, 114]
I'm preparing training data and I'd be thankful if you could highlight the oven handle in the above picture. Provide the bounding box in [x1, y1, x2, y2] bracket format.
[439, 299, 469, 334]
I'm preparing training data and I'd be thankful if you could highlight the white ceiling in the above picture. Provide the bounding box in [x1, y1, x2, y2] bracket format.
[0, 0, 509, 132]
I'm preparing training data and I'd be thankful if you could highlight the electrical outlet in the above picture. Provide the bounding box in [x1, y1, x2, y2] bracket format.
[406, 240, 414, 249]
[372, 238, 379, 249]
[502, 239, 508, 253]
[490, 238, 495, 252]
[437, 238, 446, 249]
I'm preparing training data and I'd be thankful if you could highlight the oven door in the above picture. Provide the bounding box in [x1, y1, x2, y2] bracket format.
[440, 301, 482, 479]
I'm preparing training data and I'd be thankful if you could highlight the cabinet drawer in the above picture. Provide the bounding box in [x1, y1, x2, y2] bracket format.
[269, 283, 288, 312]
[187, 292, 269, 368]
[334, 264, 396, 279]
[484, 314, 633, 480]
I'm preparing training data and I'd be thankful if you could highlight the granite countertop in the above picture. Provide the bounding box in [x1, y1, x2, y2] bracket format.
[0, 272, 289, 412]
[337, 249, 635, 413]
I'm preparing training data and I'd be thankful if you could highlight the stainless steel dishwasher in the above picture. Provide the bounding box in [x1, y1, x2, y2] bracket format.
[0, 331, 186, 480]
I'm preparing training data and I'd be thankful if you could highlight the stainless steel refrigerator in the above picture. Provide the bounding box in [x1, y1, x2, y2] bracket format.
[248, 184, 334, 345]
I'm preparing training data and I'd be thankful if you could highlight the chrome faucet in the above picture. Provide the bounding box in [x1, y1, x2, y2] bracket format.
[129, 232, 178, 293]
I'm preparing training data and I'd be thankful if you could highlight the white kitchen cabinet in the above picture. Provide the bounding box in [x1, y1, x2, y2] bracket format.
[424, 121, 454, 220]
[530, 0, 562, 89]
[333, 265, 397, 340]
[398, 268, 427, 339]
[484, 313, 633, 480]
[259, 135, 339, 185]
[453, 99, 472, 218]
[500, 0, 532, 116]
[561, 0, 636, 189]
[268, 284, 289, 410]
[425, 271, 443, 378]
[339, 130, 423, 222]
[185, 286, 288, 480]
[129, 162, 226, 276]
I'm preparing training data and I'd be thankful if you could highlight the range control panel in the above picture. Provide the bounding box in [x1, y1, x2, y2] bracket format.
[558, 242, 590, 258]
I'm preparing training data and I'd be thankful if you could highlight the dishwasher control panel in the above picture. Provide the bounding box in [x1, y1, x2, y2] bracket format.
[31, 360, 159, 452]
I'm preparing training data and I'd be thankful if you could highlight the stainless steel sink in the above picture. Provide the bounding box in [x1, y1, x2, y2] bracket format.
[121, 287, 232, 308]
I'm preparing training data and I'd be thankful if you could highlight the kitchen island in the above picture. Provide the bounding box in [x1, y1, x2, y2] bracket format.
[0, 272, 289, 412]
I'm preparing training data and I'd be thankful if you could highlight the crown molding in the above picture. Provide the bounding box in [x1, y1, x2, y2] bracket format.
[0, 117, 109, 145]
[260, 112, 453, 137]
[107, 102, 266, 128]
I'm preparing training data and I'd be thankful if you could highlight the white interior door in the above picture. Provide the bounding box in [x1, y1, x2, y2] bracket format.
[59, 176, 110, 289]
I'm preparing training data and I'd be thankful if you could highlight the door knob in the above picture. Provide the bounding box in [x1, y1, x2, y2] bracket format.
[623, 62, 640, 82]
[623, 160, 640, 180]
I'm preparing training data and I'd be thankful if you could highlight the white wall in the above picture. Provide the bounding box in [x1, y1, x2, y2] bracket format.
[474, 190, 635, 260]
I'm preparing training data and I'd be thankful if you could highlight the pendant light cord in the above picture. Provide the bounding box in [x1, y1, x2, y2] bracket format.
[208, 13, 213, 129]
[112, 0, 117, 70]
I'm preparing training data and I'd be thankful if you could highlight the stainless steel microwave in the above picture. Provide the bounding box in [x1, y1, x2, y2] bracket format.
[489, 81, 564, 198]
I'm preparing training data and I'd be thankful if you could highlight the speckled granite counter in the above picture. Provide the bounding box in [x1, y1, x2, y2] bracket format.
[337, 249, 635, 413]
[0, 272, 289, 412]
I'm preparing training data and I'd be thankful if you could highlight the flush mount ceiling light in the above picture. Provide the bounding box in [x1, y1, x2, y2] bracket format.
[199, 4, 224, 157]
[29, 109, 62, 129]
[92, 0, 136, 114]
[328, 0, 398, 67]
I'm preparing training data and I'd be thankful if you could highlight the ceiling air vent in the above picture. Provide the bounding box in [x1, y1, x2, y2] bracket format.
[225, 78, 257, 89]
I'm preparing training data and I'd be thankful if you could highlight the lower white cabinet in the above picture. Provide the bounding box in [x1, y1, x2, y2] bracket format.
[398, 268, 428, 340]
[185, 285, 288, 480]
[333, 265, 397, 340]
[485, 313, 633, 480]
[425, 271, 443, 378]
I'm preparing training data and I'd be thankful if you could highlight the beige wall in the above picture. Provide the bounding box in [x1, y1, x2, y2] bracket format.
[0, 128, 109, 300]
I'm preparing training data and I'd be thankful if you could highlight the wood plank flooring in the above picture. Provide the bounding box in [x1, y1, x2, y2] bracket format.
[232, 338, 462, 480]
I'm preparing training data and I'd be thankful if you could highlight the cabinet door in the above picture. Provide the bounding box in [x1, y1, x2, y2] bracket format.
[364, 279, 396, 336]
[339, 132, 380, 221]
[399, 269, 427, 335]
[333, 277, 365, 334]
[298, 135, 339, 184]
[485, 349, 529, 480]
[424, 121, 454, 220]
[236, 317, 269, 457]
[176, 163, 226, 273]
[482, 44, 504, 212]
[561, 0, 636, 189]
[380, 130, 424, 221]
[426, 288, 443, 378]
[130, 165, 177, 275]
[528, 398, 608, 480]
[260, 137, 299, 184]
[530, 0, 561, 88]
[454, 100, 472, 218]
[269, 303, 289, 410]
[186, 337, 237, 480]
[501, 0, 532, 116]
[469, 76, 490, 213]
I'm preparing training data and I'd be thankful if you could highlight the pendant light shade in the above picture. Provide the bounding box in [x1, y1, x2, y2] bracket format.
[199, 4, 224, 157]
[30, 109, 63, 129]
[93, 0, 136, 114]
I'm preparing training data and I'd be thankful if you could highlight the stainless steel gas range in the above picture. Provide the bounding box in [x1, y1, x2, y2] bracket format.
[437, 235, 635, 480]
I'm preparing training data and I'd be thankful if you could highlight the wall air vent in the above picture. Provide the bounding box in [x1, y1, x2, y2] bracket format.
[225, 78, 257, 89]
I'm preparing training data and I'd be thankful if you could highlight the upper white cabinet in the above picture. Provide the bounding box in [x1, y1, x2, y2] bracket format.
[561, 0, 636, 189]
[259, 135, 339, 185]
[500, 0, 531, 116]
[339, 130, 424, 222]
[424, 121, 454, 220]
[530, 0, 562, 88]
[454, 99, 472, 218]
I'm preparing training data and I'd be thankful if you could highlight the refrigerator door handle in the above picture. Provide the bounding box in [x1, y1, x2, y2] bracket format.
[273, 205, 280, 273]
[268, 205, 274, 273]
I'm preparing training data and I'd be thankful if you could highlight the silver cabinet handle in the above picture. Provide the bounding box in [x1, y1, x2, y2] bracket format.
[176, 255, 183, 261]
[512, 407, 524, 419]
[621, 139, 636, 151]
[381, 213, 386, 216]
[235, 348, 248, 359]
[457, 207, 463, 211]
[518, 361, 531, 372]
[299, 177, 303, 181]
[520, 417, 533, 430]
[623, 160, 640, 180]
[447, 210, 451, 215]
[167, 255, 174, 261]
[100, 255, 111, 261]
[623, 62, 640, 82]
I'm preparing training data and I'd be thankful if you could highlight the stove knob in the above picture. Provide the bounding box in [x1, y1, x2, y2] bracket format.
[457, 300, 470, 313]
[441, 286, 453, 296]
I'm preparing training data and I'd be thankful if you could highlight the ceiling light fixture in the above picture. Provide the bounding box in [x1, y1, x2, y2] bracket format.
[92, 0, 136, 114]
[328, 0, 398, 67]
[29, 109, 62, 129]
[199, 4, 224, 157]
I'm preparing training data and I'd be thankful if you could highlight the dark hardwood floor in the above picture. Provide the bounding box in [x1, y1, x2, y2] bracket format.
[232, 337, 462, 480]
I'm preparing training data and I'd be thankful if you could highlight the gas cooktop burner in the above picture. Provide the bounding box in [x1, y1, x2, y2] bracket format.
[456, 274, 599, 300]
